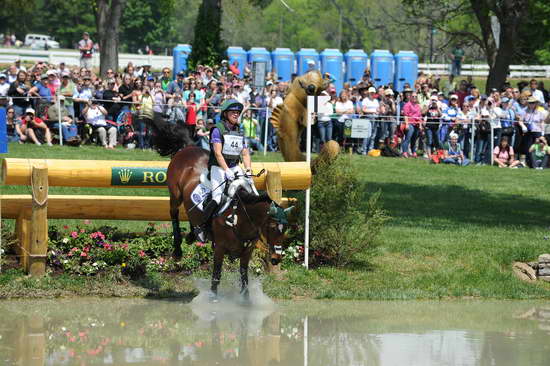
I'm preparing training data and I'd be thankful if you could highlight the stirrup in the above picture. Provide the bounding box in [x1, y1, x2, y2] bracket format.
[194, 226, 207, 242]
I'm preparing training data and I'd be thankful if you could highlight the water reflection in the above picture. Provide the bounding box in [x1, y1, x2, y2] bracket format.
[1, 299, 550, 365]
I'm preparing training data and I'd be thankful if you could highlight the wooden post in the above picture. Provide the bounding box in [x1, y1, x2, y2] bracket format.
[265, 168, 283, 206]
[28, 165, 48, 276]
[16, 210, 31, 270]
[265, 168, 283, 273]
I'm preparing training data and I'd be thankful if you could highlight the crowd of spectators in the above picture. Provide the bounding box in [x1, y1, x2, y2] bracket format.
[1, 51, 549, 169]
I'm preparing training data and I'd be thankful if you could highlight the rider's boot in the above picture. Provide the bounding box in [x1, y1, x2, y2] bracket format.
[194, 200, 219, 242]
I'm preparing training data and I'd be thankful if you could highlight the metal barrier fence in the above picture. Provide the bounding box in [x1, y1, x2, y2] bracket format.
[5, 95, 548, 167]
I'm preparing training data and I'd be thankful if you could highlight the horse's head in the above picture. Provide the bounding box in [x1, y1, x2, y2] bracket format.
[264, 202, 294, 265]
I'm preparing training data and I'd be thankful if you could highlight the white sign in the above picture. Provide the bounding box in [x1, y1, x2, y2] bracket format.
[306, 95, 330, 125]
[351, 118, 371, 138]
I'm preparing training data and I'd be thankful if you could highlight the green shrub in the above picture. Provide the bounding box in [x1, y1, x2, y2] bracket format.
[294, 156, 389, 266]
[47, 223, 213, 277]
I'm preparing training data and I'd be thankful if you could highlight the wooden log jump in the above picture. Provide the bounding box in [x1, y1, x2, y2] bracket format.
[2, 158, 309, 276]
[2, 195, 294, 221]
[2, 158, 311, 190]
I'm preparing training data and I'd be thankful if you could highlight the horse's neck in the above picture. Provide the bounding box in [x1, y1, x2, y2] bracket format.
[239, 201, 269, 227]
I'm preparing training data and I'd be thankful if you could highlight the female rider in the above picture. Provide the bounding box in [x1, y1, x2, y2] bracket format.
[195, 99, 254, 241]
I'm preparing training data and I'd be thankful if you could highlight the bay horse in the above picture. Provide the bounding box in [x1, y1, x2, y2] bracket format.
[148, 117, 293, 300]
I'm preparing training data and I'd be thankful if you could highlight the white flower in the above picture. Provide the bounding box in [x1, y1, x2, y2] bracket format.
[62, 238, 69, 244]
[92, 262, 98, 267]
[61, 327, 67, 331]
[0, 249, 4, 255]
[63, 260, 68, 264]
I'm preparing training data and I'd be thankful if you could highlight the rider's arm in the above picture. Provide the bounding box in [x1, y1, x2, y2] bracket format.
[242, 147, 251, 171]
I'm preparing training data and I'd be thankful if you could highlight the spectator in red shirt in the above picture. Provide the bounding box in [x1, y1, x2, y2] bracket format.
[229, 60, 240, 78]
[21, 108, 53, 146]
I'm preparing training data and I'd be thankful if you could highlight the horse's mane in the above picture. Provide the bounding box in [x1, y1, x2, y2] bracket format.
[147, 114, 195, 157]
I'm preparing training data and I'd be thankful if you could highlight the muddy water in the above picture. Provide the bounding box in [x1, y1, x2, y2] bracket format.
[1, 298, 550, 365]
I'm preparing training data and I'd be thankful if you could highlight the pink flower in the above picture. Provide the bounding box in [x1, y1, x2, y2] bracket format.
[80, 228, 85, 233]
[84, 246, 90, 253]
[63, 225, 69, 230]
[71, 231, 78, 238]
[121, 243, 128, 250]
[102, 242, 112, 250]
[138, 250, 146, 257]
[80, 252, 87, 257]
[196, 242, 206, 247]
[79, 332, 86, 337]
[148, 222, 155, 227]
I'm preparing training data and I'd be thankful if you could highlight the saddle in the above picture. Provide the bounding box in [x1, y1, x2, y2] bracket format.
[190, 169, 258, 219]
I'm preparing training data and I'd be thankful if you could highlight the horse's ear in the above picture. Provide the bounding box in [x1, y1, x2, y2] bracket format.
[284, 206, 294, 216]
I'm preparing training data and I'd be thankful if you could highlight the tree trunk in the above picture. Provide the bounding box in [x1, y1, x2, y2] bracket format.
[95, 0, 127, 77]
[470, 0, 528, 93]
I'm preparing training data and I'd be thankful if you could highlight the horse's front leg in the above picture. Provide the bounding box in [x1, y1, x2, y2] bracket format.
[211, 246, 224, 301]
[170, 198, 183, 260]
[239, 247, 254, 301]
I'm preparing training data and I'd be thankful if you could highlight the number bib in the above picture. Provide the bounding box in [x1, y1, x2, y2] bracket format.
[222, 134, 244, 158]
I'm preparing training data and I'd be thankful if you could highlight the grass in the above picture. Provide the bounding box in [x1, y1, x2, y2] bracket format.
[2, 143, 550, 300]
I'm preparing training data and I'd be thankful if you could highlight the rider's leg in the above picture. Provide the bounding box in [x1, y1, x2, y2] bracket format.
[195, 166, 224, 242]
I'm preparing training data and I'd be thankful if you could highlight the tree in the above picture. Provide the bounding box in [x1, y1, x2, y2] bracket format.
[403, 0, 530, 93]
[95, 0, 127, 76]
[37, 0, 95, 49]
[120, 0, 179, 54]
[0, 0, 36, 39]
[189, 0, 224, 66]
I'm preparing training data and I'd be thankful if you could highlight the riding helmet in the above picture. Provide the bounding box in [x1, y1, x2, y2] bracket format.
[220, 99, 244, 114]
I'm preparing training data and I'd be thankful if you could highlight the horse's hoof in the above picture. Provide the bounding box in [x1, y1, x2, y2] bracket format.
[172, 249, 182, 261]
[209, 292, 219, 303]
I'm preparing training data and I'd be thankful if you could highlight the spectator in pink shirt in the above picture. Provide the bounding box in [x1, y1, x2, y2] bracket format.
[402, 92, 423, 157]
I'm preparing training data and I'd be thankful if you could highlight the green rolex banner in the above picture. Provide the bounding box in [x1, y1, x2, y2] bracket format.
[111, 167, 168, 186]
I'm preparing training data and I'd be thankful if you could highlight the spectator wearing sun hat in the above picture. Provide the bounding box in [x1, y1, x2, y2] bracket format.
[360, 86, 381, 154]
[59, 71, 77, 117]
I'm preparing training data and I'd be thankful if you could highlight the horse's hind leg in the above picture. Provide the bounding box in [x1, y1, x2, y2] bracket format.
[170, 193, 183, 260]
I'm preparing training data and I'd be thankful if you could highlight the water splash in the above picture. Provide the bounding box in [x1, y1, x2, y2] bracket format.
[190, 274, 276, 331]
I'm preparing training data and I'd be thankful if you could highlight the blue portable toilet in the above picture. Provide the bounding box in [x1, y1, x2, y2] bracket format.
[247, 47, 271, 72]
[227, 46, 247, 78]
[172, 44, 192, 77]
[271, 48, 294, 82]
[296, 48, 319, 75]
[394, 51, 418, 92]
[321, 48, 344, 91]
[370, 50, 394, 87]
[344, 49, 368, 86]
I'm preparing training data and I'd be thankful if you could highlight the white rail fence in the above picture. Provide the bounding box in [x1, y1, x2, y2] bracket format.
[419, 63, 550, 78]
[0, 48, 172, 70]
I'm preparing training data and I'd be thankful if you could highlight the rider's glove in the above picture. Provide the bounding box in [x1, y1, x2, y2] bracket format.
[224, 169, 235, 181]
[245, 168, 252, 177]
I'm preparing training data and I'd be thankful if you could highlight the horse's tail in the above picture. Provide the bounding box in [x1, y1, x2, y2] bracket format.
[147, 114, 194, 157]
